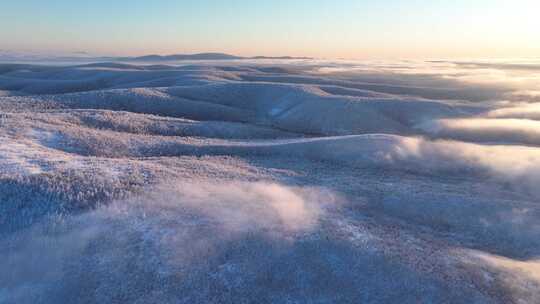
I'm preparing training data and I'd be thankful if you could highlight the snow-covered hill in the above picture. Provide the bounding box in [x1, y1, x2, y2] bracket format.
[1, 59, 540, 303]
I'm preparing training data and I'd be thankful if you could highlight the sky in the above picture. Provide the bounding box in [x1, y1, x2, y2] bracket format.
[1, 0, 539, 60]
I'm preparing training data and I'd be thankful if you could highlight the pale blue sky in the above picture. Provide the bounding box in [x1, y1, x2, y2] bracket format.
[1, 0, 538, 59]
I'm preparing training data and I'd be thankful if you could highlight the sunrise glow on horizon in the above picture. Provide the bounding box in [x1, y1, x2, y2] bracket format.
[2, 0, 539, 60]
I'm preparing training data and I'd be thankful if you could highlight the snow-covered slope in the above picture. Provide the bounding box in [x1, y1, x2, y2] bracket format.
[1, 59, 540, 303]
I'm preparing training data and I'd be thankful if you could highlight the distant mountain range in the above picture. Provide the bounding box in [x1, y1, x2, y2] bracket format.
[0, 52, 313, 63]
[121, 53, 313, 61]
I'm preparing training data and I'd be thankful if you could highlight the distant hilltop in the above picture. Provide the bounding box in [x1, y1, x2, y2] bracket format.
[128, 53, 242, 61]
[121, 53, 313, 61]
